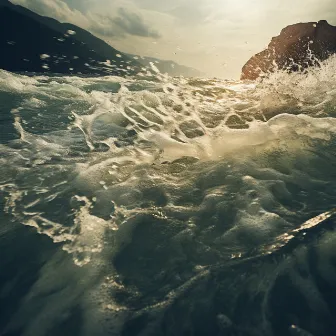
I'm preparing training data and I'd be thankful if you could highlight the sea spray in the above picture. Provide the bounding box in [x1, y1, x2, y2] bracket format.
[1, 57, 336, 335]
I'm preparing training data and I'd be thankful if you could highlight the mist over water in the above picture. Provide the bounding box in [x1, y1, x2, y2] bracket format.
[1, 57, 336, 336]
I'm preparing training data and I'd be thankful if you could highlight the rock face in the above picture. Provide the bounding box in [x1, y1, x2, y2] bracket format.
[241, 20, 336, 80]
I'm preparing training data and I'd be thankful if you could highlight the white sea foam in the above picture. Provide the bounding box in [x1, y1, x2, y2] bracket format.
[1, 56, 336, 263]
[1, 59, 336, 335]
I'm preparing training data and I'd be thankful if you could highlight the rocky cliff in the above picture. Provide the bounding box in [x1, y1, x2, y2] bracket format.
[241, 20, 336, 80]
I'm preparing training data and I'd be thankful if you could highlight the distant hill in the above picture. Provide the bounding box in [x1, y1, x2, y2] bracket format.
[127, 54, 204, 77]
[0, 0, 142, 76]
[0, 0, 203, 78]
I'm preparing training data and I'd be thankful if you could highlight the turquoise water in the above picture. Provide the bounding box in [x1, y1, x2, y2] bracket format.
[1, 58, 336, 336]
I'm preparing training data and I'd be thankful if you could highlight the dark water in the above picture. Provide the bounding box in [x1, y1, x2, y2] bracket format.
[1, 60, 336, 336]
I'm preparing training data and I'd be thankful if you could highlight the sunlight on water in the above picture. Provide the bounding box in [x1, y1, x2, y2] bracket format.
[1, 57, 336, 335]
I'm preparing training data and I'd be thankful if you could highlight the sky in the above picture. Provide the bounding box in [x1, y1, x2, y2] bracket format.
[11, 0, 336, 79]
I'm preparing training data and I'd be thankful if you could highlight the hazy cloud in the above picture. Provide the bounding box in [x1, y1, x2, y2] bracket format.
[91, 7, 160, 38]
[169, 4, 207, 25]
[11, 0, 90, 26]
[10, 0, 336, 78]
[115, 8, 160, 38]
[12, 0, 160, 39]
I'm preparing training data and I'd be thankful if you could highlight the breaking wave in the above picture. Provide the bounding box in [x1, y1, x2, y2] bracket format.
[1, 56, 336, 336]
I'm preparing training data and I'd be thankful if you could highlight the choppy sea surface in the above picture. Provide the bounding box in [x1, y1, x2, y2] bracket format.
[1, 57, 336, 336]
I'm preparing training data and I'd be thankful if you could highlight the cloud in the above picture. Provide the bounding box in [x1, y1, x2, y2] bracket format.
[114, 7, 160, 38]
[10, 0, 336, 79]
[90, 7, 160, 39]
[169, 4, 207, 26]
[11, 0, 160, 39]
[11, 0, 90, 26]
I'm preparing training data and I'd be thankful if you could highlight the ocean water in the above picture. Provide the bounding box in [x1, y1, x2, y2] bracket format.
[1, 57, 336, 336]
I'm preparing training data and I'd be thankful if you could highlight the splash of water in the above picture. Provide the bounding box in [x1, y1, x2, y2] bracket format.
[1, 57, 336, 335]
